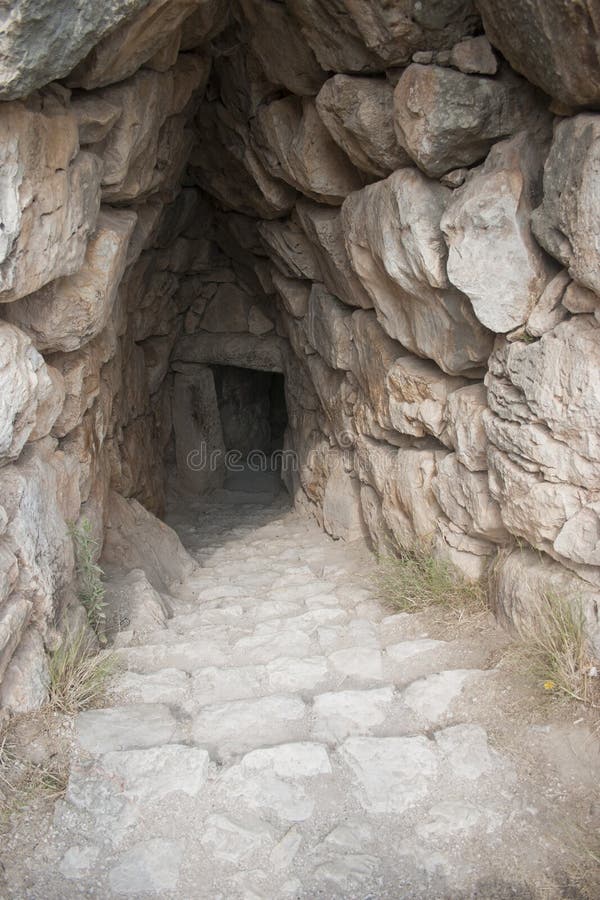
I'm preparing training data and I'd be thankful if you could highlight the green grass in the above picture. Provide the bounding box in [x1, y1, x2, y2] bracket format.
[516, 591, 598, 706]
[376, 548, 487, 614]
[47, 630, 116, 716]
[69, 518, 107, 637]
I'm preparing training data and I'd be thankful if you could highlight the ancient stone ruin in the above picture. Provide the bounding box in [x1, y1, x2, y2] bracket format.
[2, 0, 599, 710]
[0, 2, 600, 894]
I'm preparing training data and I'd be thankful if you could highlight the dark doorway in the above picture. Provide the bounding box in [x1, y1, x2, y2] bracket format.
[211, 366, 287, 456]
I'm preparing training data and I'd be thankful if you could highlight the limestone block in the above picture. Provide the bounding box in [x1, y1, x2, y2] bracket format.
[386, 356, 467, 442]
[0, 95, 102, 303]
[286, 0, 479, 72]
[432, 454, 507, 543]
[0, 628, 49, 713]
[67, 0, 205, 89]
[382, 447, 448, 551]
[92, 58, 210, 203]
[0, 324, 65, 464]
[443, 383, 488, 472]
[0, 0, 151, 100]
[393, 64, 544, 178]
[258, 216, 322, 281]
[442, 130, 556, 332]
[190, 101, 297, 219]
[102, 491, 198, 595]
[272, 274, 311, 319]
[49, 326, 117, 438]
[492, 547, 600, 655]
[296, 200, 372, 309]
[4, 209, 137, 353]
[342, 169, 493, 375]
[525, 270, 570, 338]
[316, 76, 410, 178]
[532, 115, 600, 296]
[323, 465, 368, 542]
[71, 95, 121, 145]
[255, 97, 365, 206]
[449, 36, 497, 75]
[306, 285, 355, 371]
[0, 439, 79, 629]
[238, 0, 325, 96]
[477, 0, 600, 109]
[174, 333, 285, 373]
[350, 311, 404, 432]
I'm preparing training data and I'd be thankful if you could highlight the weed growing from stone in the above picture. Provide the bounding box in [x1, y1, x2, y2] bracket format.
[515, 591, 599, 707]
[69, 518, 107, 638]
[376, 549, 487, 615]
[47, 630, 116, 716]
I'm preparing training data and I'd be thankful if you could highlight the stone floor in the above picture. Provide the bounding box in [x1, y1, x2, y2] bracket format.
[4, 483, 599, 899]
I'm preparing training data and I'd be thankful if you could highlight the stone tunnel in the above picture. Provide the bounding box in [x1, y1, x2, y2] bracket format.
[0, 0, 599, 719]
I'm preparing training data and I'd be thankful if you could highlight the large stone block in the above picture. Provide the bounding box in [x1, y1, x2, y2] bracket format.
[4, 209, 137, 353]
[350, 311, 404, 432]
[286, 0, 479, 72]
[432, 454, 507, 543]
[295, 200, 372, 309]
[0, 0, 152, 100]
[238, 0, 326, 96]
[190, 101, 297, 219]
[0, 94, 102, 303]
[255, 97, 366, 206]
[92, 58, 210, 203]
[442, 130, 556, 332]
[316, 76, 410, 177]
[386, 356, 468, 443]
[306, 285, 355, 371]
[342, 169, 493, 375]
[393, 64, 544, 178]
[0, 324, 65, 464]
[476, 0, 600, 109]
[492, 547, 600, 656]
[102, 491, 198, 595]
[67, 0, 206, 89]
[531, 115, 600, 297]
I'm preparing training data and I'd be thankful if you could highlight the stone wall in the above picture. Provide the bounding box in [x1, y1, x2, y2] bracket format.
[0, 0, 599, 709]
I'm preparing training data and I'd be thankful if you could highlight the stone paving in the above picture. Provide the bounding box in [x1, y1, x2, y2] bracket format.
[6, 488, 594, 898]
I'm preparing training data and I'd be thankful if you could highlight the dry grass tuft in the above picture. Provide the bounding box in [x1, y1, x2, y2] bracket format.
[515, 591, 599, 707]
[376, 548, 487, 617]
[0, 726, 69, 830]
[47, 629, 117, 716]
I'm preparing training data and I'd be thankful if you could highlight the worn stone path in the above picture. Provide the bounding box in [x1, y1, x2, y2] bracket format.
[5, 486, 599, 898]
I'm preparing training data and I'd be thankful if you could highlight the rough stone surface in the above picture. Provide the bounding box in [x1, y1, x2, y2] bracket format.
[477, 0, 600, 109]
[316, 76, 411, 178]
[0, 0, 152, 100]
[532, 115, 600, 296]
[393, 64, 544, 177]
[255, 97, 366, 206]
[442, 130, 556, 332]
[342, 169, 493, 375]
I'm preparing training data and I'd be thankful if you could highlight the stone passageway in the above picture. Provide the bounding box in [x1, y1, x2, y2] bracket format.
[4, 482, 598, 899]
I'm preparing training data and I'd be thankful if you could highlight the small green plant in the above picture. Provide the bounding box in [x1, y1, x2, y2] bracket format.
[47, 630, 116, 716]
[69, 518, 107, 636]
[516, 591, 598, 706]
[376, 548, 487, 614]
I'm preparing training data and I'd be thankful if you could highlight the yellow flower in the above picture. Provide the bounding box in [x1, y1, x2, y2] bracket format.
[543, 680, 556, 691]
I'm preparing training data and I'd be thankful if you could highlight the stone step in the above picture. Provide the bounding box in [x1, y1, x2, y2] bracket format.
[191, 694, 308, 759]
